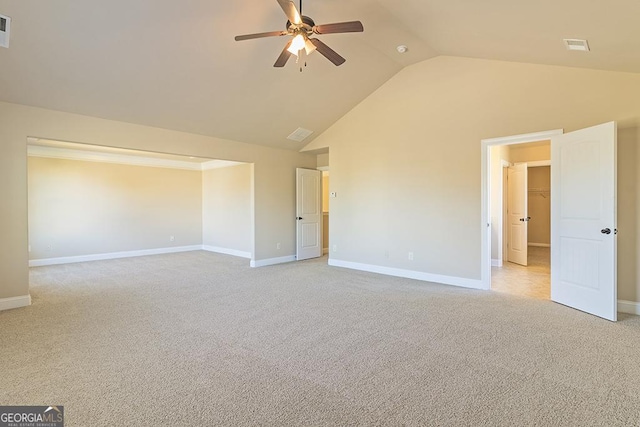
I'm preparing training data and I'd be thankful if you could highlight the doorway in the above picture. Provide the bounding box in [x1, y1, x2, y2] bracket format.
[481, 123, 618, 321]
[482, 129, 563, 299]
[27, 137, 253, 267]
[489, 141, 552, 299]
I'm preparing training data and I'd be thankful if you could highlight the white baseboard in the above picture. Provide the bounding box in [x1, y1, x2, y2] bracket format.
[328, 259, 485, 290]
[528, 243, 551, 248]
[202, 245, 251, 259]
[29, 245, 202, 267]
[250, 255, 296, 268]
[0, 295, 31, 311]
[492, 259, 503, 267]
[618, 300, 640, 316]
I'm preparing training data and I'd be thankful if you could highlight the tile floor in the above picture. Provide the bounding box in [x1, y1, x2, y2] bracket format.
[491, 246, 550, 300]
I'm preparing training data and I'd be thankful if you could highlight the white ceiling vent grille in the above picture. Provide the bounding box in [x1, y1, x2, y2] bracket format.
[287, 127, 314, 142]
[0, 14, 11, 48]
[563, 39, 590, 52]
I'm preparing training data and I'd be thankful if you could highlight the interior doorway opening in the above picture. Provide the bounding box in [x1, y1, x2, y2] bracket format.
[480, 129, 562, 299]
[316, 151, 330, 259]
[26, 137, 254, 268]
[491, 144, 551, 299]
[482, 123, 618, 321]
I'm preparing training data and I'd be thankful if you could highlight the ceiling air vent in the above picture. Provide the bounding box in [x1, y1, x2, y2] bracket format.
[0, 14, 11, 48]
[563, 39, 589, 52]
[287, 127, 314, 142]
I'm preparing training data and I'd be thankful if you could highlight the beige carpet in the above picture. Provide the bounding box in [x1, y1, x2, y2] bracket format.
[1, 251, 640, 426]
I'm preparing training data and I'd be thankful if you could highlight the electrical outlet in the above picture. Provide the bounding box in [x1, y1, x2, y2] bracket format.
[384, 250, 390, 259]
[169, 236, 175, 242]
[333, 244, 338, 252]
[408, 252, 414, 261]
[276, 243, 281, 250]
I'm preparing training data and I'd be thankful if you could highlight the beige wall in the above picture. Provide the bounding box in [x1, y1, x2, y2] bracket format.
[528, 166, 551, 245]
[617, 126, 639, 303]
[0, 101, 315, 301]
[202, 164, 253, 254]
[509, 142, 550, 163]
[28, 157, 202, 259]
[317, 153, 329, 169]
[303, 56, 640, 303]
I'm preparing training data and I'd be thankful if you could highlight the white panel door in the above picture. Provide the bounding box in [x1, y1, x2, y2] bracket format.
[507, 163, 528, 266]
[551, 122, 617, 321]
[296, 168, 322, 261]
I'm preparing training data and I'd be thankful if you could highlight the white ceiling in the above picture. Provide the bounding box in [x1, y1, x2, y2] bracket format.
[2, 0, 639, 151]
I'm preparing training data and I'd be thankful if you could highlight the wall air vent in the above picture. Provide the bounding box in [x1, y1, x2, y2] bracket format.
[563, 39, 589, 52]
[287, 127, 314, 142]
[0, 14, 11, 48]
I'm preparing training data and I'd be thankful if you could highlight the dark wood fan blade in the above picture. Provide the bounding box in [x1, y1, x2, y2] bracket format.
[310, 38, 346, 66]
[235, 31, 288, 41]
[313, 21, 364, 35]
[274, 40, 293, 67]
[277, 0, 302, 25]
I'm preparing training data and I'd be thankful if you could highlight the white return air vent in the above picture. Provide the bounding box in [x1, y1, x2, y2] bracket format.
[563, 38, 589, 52]
[0, 14, 11, 48]
[287, 127, 314, 142]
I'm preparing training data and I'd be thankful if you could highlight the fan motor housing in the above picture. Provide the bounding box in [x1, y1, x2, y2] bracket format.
[286, 15, 315, 32]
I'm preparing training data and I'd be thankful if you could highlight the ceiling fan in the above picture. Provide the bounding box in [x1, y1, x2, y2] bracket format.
[234, 0, 364, 68]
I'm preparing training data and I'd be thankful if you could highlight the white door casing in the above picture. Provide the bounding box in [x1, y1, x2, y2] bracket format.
[507, 163, 528, 266]
[296, 168, 322, 261]
[551, 122, 617, 321]
[481, 129, 563, 290]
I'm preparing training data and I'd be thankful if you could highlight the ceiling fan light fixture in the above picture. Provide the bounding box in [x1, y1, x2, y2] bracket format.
[287, 34, 306, 55]
[304, 38, 316, 55]
[235, 0, 363, 67]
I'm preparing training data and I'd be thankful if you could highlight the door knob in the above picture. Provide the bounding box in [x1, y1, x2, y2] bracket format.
[296, 217, 303, 220]
[601, 228, 611, 234]
[519, 217, 531, 222]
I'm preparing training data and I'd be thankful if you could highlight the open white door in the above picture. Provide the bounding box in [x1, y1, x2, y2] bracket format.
[507, 163, 528, 266]
[551, 122, 617, 321]
[296, 168, 322, 261]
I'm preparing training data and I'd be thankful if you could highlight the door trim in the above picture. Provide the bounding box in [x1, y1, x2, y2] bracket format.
[480, 129, 563, 290]
[525, 160, 551, 168]
[498, 159, 511, 266]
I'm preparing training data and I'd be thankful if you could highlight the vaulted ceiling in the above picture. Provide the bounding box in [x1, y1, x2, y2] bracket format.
[1, 0, 639, 151]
